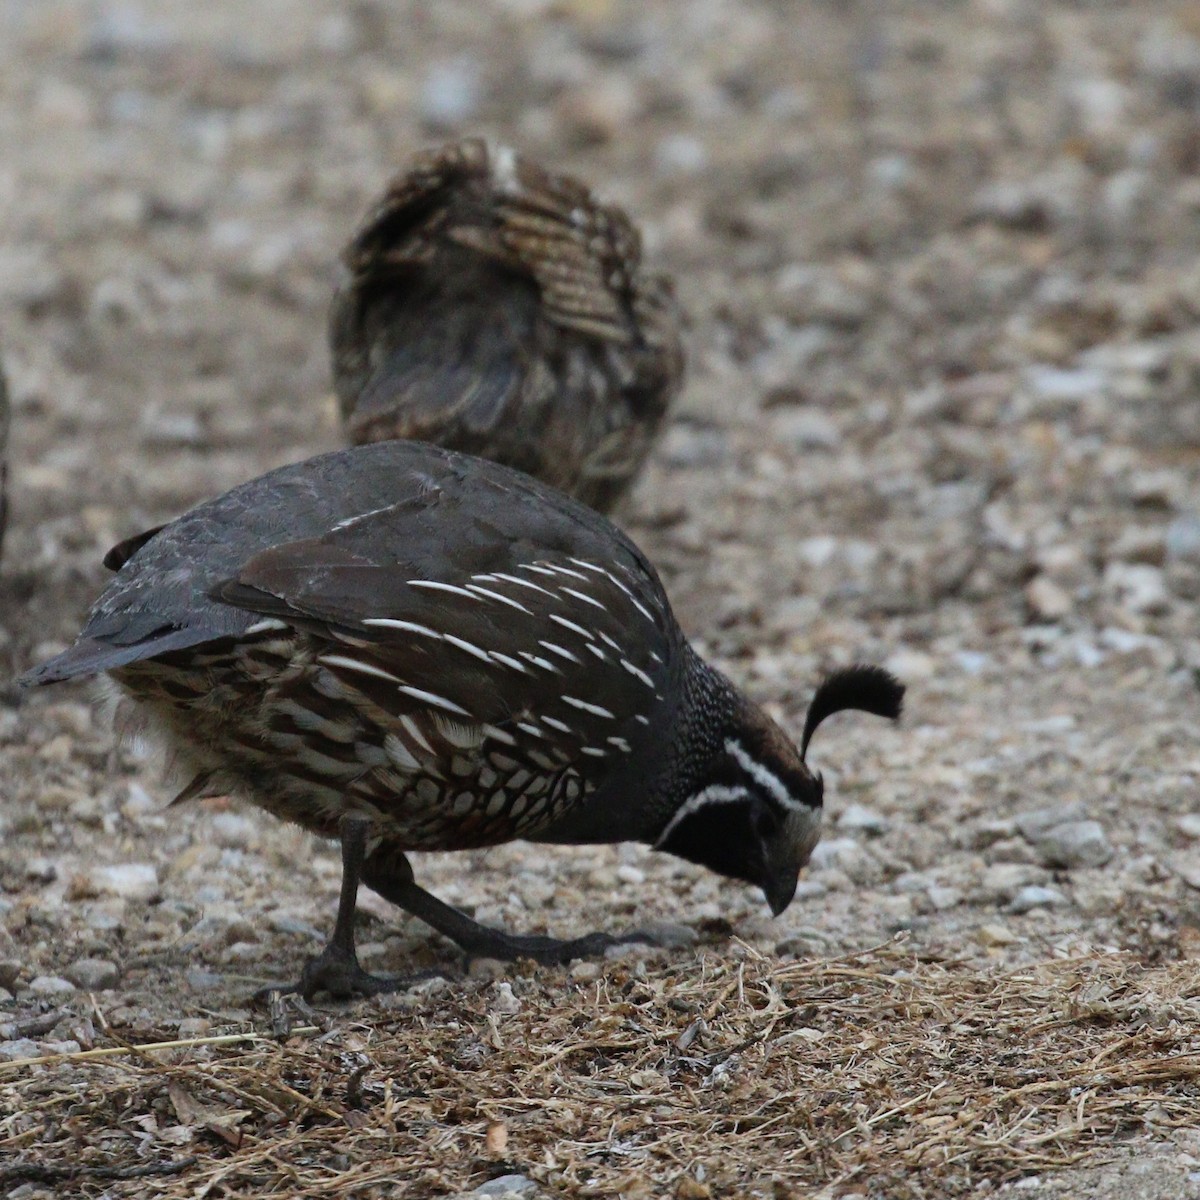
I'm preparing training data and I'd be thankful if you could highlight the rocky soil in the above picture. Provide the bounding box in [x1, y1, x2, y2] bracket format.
[3, 2, 1200, 1197]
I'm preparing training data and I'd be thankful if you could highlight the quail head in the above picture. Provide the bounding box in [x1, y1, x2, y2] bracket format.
[329, 138, 684, 513]
[23, 441, 903, 999]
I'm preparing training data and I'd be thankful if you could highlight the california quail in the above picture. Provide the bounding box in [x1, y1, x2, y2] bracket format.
[22, 441, 902, 998]
[329, 139, 684, 512]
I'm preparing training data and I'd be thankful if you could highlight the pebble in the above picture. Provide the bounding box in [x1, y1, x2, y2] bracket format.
[1030, 821, 1113, 870]
[0, 1039, 40, 1061]
[1008, 886, 1068, 914]
[976, 924, 1017, 947]
[209, 812, 258, 848]
[1022, 365, 1106, 408]
[634, 923, 698, 949]
[1174, 815, 1200, 842]
[177, 1018, 211, 1038]
[29, 975, 75, 996]
[490, 982, 522, 1015]
[1026, 576, 1073, 621]
[569, 961, 601, 982]
[419, 57, 481, 130]
[975, 863, 1052, 904]
[474, 1175, 537, 1197]
[1016, 803, 1090, 842]
[0, 961, 23, 991]
[72, 863, 160, 902]
[1103, 562, 1170, 616]
[926, 886, 962, 911]
[468, 958, 508, 981]
[65, 957, 119, 990]
[837, 804, 890, 837]
[1166, 513, 1200, 566]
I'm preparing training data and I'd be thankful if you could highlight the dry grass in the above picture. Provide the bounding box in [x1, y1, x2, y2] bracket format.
[3, 941, 1199, 1199]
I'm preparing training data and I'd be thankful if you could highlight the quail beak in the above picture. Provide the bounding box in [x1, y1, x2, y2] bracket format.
[763, 870, 799, 917]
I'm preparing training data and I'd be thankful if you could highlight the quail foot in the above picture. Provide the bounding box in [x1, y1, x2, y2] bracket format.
[22, 441, 903, 998]
[330, 138, 684, 513]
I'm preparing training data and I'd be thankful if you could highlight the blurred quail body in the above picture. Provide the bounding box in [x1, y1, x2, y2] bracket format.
[0, 361, 9, 557]
[24, 442, 902, 997]
[330, 139, 684, 512]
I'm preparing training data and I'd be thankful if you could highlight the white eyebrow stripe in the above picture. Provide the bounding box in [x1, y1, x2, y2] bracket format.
[560, 586, 607, 612]
[654, 785, 751, 848]
[541, 715, 574, 734]
[398, 685, 472, 717]
[489, 572, 556, 598]
[400, 714, 434, 753]
[561, 695, 615, 719]
[465, 584, 532, 613]
[317, 655, 403, 683]
[407, 579, 480, 601]
[362, 617, 442, 639]
[245, 618, 289, 635]
[539, 640, 581, 665]
[489, 650, 530, 674]
[725, 739, 797, 808]
[621, 658, 656, 689]
[519, 651, 560, 673]
[548, 613, 595, 640]
[442, 633, 493, 664]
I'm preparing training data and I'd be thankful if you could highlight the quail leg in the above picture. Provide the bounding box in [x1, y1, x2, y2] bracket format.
[363, 844, 656, 965]
[259, 817, 429, 1000]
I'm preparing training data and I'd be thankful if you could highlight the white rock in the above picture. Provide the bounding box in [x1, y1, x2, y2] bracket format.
[65, 957, 119, 990]
[1017, 802, 1089, 842]
[475, 1175, 537, 1197]
[1166, 513, 1200, 565]
[837, 804, 889, 837]
[83, 863, 160, 901]
[1175, 814, 1200, 842]
[1103, 562, 1170, 615]
[1008, 886, 1067, 914]
[490, 982, 521, 1015]
[29, 975, 75, 996]
[419, 57, 481, 130]
[1023, 364, 1106, 406]
[808, 838, 864, 873]
[1031, 821, 1113, 870]
[0, 1039, 40, 1061]
[1026, 576, 1073, 620]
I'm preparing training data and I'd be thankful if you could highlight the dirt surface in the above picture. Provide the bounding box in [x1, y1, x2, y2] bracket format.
[4, 1, 1200, 1197]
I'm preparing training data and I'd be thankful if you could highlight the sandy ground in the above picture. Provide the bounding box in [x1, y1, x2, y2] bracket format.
[4, 1, 1200, 1197]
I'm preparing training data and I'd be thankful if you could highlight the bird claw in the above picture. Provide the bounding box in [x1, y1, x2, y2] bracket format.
[254, 947, 438, 1003]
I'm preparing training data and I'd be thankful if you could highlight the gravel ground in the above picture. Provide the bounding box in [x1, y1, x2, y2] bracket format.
[4, 2, 1200, 1197]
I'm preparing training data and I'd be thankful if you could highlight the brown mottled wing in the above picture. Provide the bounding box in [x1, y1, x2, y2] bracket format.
[329, 140, 683, 511]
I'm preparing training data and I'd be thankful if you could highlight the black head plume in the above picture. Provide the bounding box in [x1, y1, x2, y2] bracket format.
[800, 665, 905, 761]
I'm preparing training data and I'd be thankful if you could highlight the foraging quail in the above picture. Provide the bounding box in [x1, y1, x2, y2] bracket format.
[22, 441, 902, 998]
[329, 138, 684, 512]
